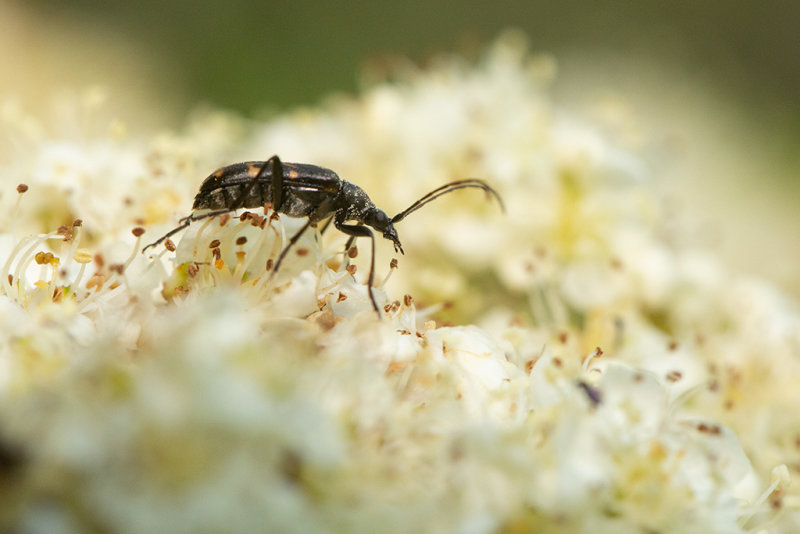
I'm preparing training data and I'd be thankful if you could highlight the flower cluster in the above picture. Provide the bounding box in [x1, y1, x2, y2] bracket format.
[1, 33, 798, 533]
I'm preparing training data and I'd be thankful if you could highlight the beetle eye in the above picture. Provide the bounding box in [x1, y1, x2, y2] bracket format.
[368, 210, 389, 229]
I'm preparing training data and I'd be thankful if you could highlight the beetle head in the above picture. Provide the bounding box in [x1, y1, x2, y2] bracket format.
[366, 209, 404, 254]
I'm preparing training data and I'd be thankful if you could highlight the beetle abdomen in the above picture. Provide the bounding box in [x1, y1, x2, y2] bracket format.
[193, 162, 272, 210]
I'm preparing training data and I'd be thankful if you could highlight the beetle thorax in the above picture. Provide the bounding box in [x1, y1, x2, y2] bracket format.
[337, 181, 376, 223]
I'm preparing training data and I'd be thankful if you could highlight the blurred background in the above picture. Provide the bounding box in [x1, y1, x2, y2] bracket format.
[3, 0, 799, 296]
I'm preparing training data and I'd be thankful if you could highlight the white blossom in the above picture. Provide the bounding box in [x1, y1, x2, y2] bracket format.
[0, 34, 797, 533]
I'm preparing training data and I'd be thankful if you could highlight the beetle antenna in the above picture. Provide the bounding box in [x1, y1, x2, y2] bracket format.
[390, 179, 504, 224]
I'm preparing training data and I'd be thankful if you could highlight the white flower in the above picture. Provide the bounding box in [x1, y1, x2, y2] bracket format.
[0, 33, 797, 533]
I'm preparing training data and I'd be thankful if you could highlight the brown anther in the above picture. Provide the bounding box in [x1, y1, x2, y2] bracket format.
[525, 359, 536, 374]
[403, 294, 413, 307]
[34, 252, 48, 265]
[383, 303, 392, 312]
[208, 239, 221, 249]
[239, 212, 252, 222]
[668, 341, 678, 351]
[263, 201, 273, 212]
[109, 264, 124, 275]
[133, 218, 145, 226]
[666, 370, 683, 382]
[132, 227, 145, 237]
[52, 286, 64, 302]
[346, 265, 357, 275]
[296, 248, 309, 257]
[266, 259, 274, 271]
[7, 274, 12, 285]
[558, 332, 569, 344]
[219, 213, 231, 226]
[389, 258, 398, 269]
[390, 300, 401, 312]
[164, 239, 176, 252]
[186, 263, 199, 277]
[552, 357, 563, 368]
[57, 226, 73, 242]
[270, 211, 280, 222]
[250, 215, 264, 227]
[93, 253, 105, 268]
[109, 282, 120, 290]
[86, 274, 107, 290]
[236, 236, 247, 246]
[347, 246, 358, 258]
[595, 346, 603, 357]
[336, 291, 347, 302]
[212, 247, 221, 260]
[16, 184, 28, 194]
[696, 422, 722, 435]
[72, 219, 83, 227]
[259, 218, 267, 229]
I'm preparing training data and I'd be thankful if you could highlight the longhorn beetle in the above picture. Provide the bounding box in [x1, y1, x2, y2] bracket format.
[143, 155, 504, 317]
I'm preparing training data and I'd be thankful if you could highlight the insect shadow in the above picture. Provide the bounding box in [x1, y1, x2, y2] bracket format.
[143, 155, 504, 317]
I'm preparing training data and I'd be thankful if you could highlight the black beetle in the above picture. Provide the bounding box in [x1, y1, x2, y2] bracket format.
[144, 155, 503, 317]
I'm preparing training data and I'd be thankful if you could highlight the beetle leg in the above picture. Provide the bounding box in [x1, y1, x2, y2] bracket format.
[342, 234, 358, 264]
[142, 208, 231, 253]
[319, 216, 359, 261]
[334, 222, 380, 318]
[179, 208, 233, 225]
[268, 155, 283, 212]
[248, 155, 283, 214]
[319, 216, 334, 235]
[268, 195, 334, 281]
[268, 218, 313, 280]
[141, 219, 192, 253]
[318, 216, 360, 262]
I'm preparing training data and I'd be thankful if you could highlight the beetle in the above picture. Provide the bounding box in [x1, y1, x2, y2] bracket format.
[143, 155, 503, 317]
